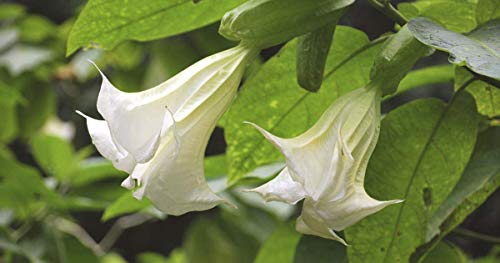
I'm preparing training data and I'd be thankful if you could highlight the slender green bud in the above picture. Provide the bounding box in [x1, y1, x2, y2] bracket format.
[370, 25, 433, 96]
[219, 0, 354, 49]
[296, 15, 340, 92]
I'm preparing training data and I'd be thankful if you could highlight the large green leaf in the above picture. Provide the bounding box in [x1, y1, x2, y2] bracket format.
[225, 26, 384, 184]
[398, 0, 477, 33]
[294, 235, 347, 263]
[408, 18, 500, 81]
[254, 223, 301, 263]
[346, 92, 479, 263]
[101, 192, 152, 221]
[31, 135, 79, 181]
[436, 127, 500, 238]
[183, 215, 259, 263]
[66, 0, 245, 55]
[476, 0, 500, 25]
[456, 67, 500, 118]
[422, 241, 467, 263]
[390, 65, 454, 99]
[0, 154, 61, 217]
[71, 158, 126, 187]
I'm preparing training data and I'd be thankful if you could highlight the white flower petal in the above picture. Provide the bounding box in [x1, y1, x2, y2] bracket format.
[249, 86, 401, 244]
[246, 167, 306, 204]
[76, 111, 135, 173]
[296, 199, 348, 246]
[316, 190, 403, 231]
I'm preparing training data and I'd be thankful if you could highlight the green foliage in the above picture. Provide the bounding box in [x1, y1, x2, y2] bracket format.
[370, 25, 432, 96]
[346, 92, 479, 262]
[422, 241, 467, 263]
[102, 192, 152, 221]
[219, 0, 352, 48]
[391, 65, 454, 98]
[254, 223, 301, 263]
[2, 0, 500, 262]
[476, 0, 500, 25]
[436, 127, 500, 238]
[225, 26, 383, 184]
[294, 235, 347, 263]
[66, 0, 245, 55]
[183, 215, 260, 263]
[408, 18, 500, 81]
[31, 135, 79, 181]
[296, 22, 337, 92]
[456, 67, 500, 118]
[398, 0, 477, 32]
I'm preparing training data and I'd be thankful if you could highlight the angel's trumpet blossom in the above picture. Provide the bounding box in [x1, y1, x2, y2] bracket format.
[78, 45, 257, 215]
[247, 86, 402, 244]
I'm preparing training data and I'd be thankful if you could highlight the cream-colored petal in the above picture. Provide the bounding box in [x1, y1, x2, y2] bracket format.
[94, 46, 254, 164]
[296, 199, 348, 245]
[76, 111, 136, 173]
[315, 189, 403, 231]
[246, 167, 306, 204]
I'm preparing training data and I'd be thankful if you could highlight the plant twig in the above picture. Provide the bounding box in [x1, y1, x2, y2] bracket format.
[99, 213, 154, 252]
[453, 228, 500, 244]
[51, 216, 104, 256]
[367, 0, 408, 26]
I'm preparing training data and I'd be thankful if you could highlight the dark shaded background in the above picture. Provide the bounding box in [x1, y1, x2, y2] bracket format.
[5, 0, 499, 261]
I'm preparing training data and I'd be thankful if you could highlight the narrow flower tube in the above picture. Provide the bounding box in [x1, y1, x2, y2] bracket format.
[78, 44, 257, 216]
[247, 86, 402, 244]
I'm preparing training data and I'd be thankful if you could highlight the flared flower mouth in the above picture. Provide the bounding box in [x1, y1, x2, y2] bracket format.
[246, 86, 402, 244]
[78, 44, 257, 216]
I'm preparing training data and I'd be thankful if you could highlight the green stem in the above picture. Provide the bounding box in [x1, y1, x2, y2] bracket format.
[367, 0, 408, 26]
[453, 228, 500, 244]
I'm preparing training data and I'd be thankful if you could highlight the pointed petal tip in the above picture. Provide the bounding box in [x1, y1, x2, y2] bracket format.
[242, 187, 275, 202]
[75, 110, 86, 118]
[87, 59, 104, 76]
[121, 176, 135, 190]
[222, 198, 238, 210]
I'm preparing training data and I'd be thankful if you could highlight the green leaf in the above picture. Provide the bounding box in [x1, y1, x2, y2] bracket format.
[346, 92, 479, 263]
[294, 235, 347, 263]
[296, 22, 337, 92]
[183, 215, 259, 263]
[0, 155, 61, 217]
[17, 83, 55, 138]
[408, 18, 500, 81]
[437, 127, 500, 237]
[142, 38, 200, 89]
[101, 191, 152, 222]
[398, 0, 477, 33]
[426, 127, 500, 241]
[254, 223, 301, 263]
[71, 158, 126, 187]
[225, 26, 384, 184]
[476, 0, 500, 25]
[390, 65, 454, 99]
[66, 0, 245, 56]
[31, 135, 78, 181]
[370, 25, 432, 96]
[204, 154, 227, 180]
[19, 15, 56, 43]
[456, 67, 500, 118]
[422, 241, 467, 263]
[0, 103, 17, 143]
[0, 3, 25, 20]
[137, 250, 186, 263]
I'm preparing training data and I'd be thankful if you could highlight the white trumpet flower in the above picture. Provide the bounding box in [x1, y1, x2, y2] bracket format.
[247, 86, 402, 245]
[78, 45, 257, 215]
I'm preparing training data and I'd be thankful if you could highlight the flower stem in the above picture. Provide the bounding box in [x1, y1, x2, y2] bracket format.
[367, 0, 408, 26]
[453, 228, 500, 244]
